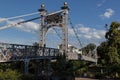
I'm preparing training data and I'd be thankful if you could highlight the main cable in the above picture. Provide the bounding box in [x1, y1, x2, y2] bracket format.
[0, 12, 40, 23]
[0, 17, 40, 30]
[17, 17, 40, 24]
[69, 17, 83, 48]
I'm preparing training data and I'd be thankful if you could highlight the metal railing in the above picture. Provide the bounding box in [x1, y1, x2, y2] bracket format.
[0, 43, 59, 62]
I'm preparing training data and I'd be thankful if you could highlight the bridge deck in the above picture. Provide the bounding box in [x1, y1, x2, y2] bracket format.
[0, 43, 59, 62]
[67, 52, 97, 63]
[0, 43, 97, 63]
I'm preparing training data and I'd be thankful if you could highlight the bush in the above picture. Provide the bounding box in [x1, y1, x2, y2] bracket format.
[0, 69, 21, 80]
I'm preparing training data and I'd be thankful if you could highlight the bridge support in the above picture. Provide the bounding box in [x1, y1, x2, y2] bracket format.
[46, 59, 51, 80]
[24, 59, 29, 74]
[39, 4, 47, 47]
[61, 2, 69, 54]
[39, 2, 69, 55]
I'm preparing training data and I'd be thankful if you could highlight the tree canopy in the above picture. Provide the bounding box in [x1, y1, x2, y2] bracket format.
[97, 21, 120, 78]
[81, 43, 96, 54]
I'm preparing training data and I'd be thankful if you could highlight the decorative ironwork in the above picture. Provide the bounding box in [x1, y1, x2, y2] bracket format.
[0, 43, 59, 62]
[45, 13, 63, 24]
[0, 2, 97, 63]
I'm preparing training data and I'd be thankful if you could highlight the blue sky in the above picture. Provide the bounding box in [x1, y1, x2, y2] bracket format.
[0, 0, 120, 48]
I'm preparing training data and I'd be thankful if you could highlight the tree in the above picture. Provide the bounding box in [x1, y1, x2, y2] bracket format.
[97, 22, 120, 64]
[51, 54, 74, 80]
[105, 22, 120, 49]
[97, 21, 120, 78]
[107, 47, 119, 64]
[105, 21, 120, 64]
[97, 41, 109, 64]
[81, 43, 96, 54]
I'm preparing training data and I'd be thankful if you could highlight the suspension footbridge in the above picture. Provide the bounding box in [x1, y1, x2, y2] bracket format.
[0, 2, 97, 74]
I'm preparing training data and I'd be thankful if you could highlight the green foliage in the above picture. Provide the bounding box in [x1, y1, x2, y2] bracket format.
[51, 54, 74, 79]
[97, 21, 120, 64]
[105, 22, 120, 48]
[86, 43, 96, 51]
[97, 41, 110, 64]
[105, 22, 120, 41]
[107, 47, 120, 64]
[0, 69, 21, 80]
[82, 43, 96, 54]
[97, 21, 120, 78]
[71, 61, 88, 76]
[0, 63, 11, 70]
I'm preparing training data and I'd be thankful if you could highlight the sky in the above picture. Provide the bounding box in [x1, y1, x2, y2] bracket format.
[0, 0, 120, 48]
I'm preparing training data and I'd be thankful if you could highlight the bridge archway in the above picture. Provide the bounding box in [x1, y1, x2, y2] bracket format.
[39, 2, 69, 54]
[43, 26, 62, 48]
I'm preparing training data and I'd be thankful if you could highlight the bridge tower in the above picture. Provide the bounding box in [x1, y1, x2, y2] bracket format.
[39, 2, 69, 54]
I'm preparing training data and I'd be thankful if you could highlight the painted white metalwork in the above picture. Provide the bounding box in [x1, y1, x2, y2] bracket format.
[0, 2, 98, 63]
[0, 43, 59, 62]
[39, 2, 69, 55]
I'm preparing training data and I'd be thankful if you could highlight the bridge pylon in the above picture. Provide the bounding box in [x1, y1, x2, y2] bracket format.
[39, 2, 69, 55]
[24, 59, 30, 74]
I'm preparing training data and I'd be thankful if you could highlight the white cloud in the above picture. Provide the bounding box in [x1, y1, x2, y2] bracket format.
[97, 0, 106, 7]
[68, 28, 74, 35]
[68, 24, 106, 47]
[6, 19, 39, 33]
[76, 24, 106, 39]
[0, 18, 7, 22]
[84, 35, 92, 39]
[100, 8, 115, 18]
[5, 19, 61, 35]
[17, 22, 39, 33]
[78, 25, 90, 33]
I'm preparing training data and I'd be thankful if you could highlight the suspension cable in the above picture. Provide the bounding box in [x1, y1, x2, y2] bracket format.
[17, 17, 40, 24]
[0, 17, 40, 30]
[69, 17, 89, 55]
[52, 28, 62, 39]
[0, 12, 40, 23]
[52, 28, 73, 45]
[69, 17, 83, 48]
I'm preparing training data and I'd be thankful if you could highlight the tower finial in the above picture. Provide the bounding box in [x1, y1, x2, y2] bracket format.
[64, 2, 67, 7]
[41, 4, 45, 9]
[39, 3, 45, 12]
[61, 2, 69, 10]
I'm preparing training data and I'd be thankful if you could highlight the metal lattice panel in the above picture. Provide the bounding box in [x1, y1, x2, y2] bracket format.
[0, 43, 59, 62]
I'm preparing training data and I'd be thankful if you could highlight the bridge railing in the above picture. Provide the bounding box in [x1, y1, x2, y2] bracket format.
[0, 43, 59, 62]
[0, 43, 97, 63]
[67, 50, 97, 63]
